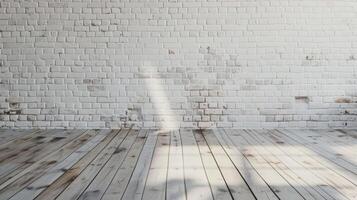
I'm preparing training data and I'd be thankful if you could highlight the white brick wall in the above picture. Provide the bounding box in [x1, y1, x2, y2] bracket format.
[1, 0, 357, 129]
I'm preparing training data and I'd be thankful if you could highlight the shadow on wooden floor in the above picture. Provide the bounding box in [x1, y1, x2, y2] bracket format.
[0, 128, 356, 200]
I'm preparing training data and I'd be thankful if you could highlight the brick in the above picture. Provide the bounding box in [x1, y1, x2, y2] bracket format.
[1, 0, 356, 129]
[198, 122, 214, 128]
[205, 109, 222, 115]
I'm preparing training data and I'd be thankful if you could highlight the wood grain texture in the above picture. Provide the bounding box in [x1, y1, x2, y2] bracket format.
[0, 128, 356, 200]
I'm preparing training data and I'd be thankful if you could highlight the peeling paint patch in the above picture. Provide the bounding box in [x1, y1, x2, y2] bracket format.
[305, 56, 314, 60]
[347, 55, 356, 61]
[3, 110, 21, 115]
[9, 102, 19, 109]
[118, 106, 144, 128]
[335, 98, 352, 103]
[168, 49, 175, 55]
[295, 96, 310, 103]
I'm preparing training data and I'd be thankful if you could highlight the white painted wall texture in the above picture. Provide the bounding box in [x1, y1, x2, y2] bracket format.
[1, 0, 357, 129]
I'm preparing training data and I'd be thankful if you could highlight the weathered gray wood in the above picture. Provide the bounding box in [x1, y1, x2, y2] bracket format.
[101, 130, 148, 200]
[226, 129, 305, 200]
[0, 129, 80, 163]
[276, 129, 357, 199]
[142, 131, 170, 200]
[0, 128, 355, 200]
[0, 129, 97, 195]
[249, 129, 340, 200]
[283, 129, 357, 182]
[76, 129, 137, 200]
[212, 129, 279, 200]
[0, 129, 85, 180]
[298, 129, 357, 166]
[121, 130, 158, 200]
[194, 130, 233, 200]
[203, 130, 256, 200]
[34, 129, 120, 200]
[180, 129, 213, 200]
[0, 129, 39, 145]
[8, 130, 113, 200]
[53, 129, 130, 200]
[166, 130, 186, 200]
[0, 130, 51, 165]
[0, 129, 86, 185]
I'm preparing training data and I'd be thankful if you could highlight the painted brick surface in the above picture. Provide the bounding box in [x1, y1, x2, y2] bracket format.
[1, 0, 357, 129]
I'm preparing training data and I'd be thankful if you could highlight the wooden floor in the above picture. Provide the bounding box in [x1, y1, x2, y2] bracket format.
[0, 129, 356, 200]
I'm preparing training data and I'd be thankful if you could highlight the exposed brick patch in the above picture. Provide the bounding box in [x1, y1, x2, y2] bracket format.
[335, 98, 353, 103]
[295, 96, 310, 103]
[119, 107, 143, 129]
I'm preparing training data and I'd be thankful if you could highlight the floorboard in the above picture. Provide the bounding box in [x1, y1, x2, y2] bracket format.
[181, 129, 213, 200]
[142, 131, 170, 200]
[250, 129, 344, 200]
[194, 130, 232, 200]
[0, 129, 39, 145]
[213, 129, 279, 200]
[35, 129, 120, 200]
[121, 129, 158, 200]
[0, 128, 356, 200]
[166, 130, 186, 200]
[101, 129, 148, 200]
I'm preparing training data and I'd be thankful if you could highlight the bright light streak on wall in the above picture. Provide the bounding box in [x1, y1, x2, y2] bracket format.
[141, 62, 179, 131]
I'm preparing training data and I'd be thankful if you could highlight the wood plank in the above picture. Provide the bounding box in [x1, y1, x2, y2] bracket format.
[194, 130, 233, 200]
[202, 130, 256, 200]
[142, 131, 171, 200]
[34, 129, 120, 200]
[76, 129, 137, 200]
[304, 129, 357, 181]
[225, 129, 305, 200]
[336, 129, 357, 142]
[101, 130, 148, 200]
[0, 130, 51, 165]
[321, 129, 357, 145]
[212, 129, 279, 200]
[248, 129, 342, 200]
[0, 129, 85, 180]
[0, 129, 39, 145]
[284, 129, 357, 181]
[0, 129, 76, 162]
[166, 130, 186, 200]
[273, 129, 357, 199]
[52, 129, 130, 200]
[284, 130, 357, 175]
[180, 129, 213, 200]
[307, 130, 357, 162]
[8, 129, 113, 200]
[0, 129, 97, 195]
[0, 128, 355, 200]
[296, 129, 357, 162]
[333, 130, 357, 159]
[0, 129, 86, 185]
[121, 130, 158, 200]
